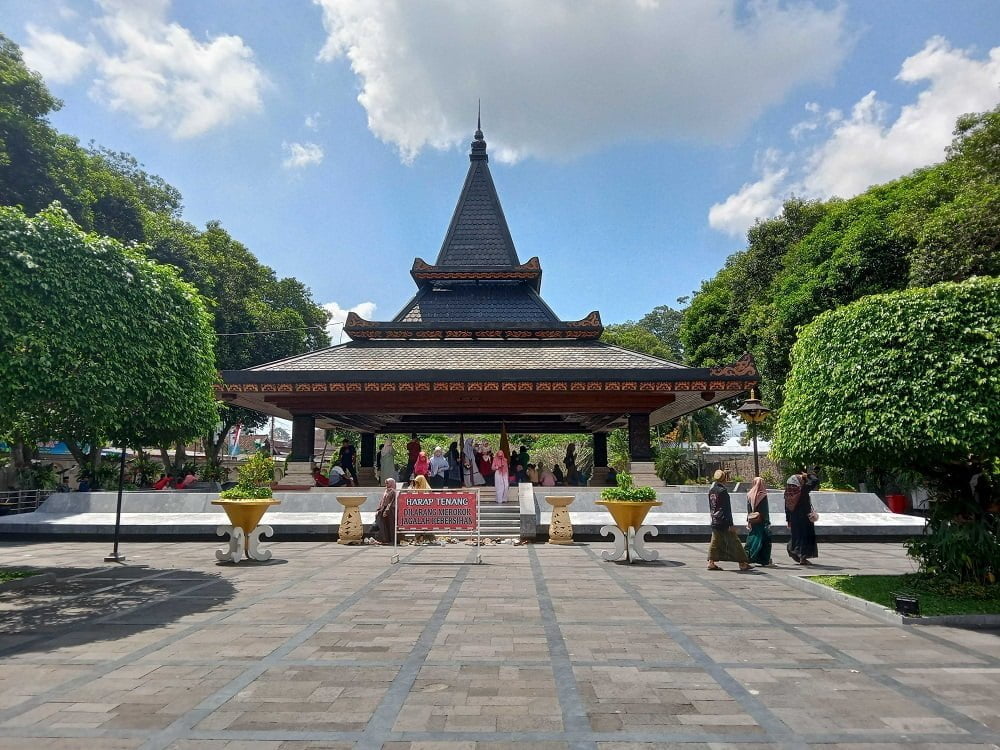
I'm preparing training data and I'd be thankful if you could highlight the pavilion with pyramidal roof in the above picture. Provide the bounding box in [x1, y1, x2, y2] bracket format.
[219, 125, 759, 486]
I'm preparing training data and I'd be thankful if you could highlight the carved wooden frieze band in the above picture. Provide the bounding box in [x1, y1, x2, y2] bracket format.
[216, 379, 751, 395]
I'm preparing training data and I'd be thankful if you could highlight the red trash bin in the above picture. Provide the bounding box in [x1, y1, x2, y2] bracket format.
[886, 493, 908, 513]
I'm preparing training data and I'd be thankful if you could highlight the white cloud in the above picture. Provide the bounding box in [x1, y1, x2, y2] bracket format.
[22, 24, 95, 83]
[305, 112, 321, 130]
[709, 37, 1000, 237]
[22, 0, 266, 138]
[323, 301, 376, 342]
[708, 169, 788, 237]
[312, 0, 849, 163]
[282, 141, 325, 169]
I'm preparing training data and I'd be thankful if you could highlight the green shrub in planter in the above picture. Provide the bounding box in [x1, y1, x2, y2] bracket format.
[219, 452, 274, 501]
[600, 472, 657, 502]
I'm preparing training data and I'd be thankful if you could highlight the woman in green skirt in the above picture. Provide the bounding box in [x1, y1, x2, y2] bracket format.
[744, 476, 772, 566]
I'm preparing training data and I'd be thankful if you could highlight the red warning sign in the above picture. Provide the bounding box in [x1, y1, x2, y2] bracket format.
[396, 491, 479, 532]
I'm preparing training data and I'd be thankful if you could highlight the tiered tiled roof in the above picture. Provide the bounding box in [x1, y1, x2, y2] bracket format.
[221, 121, 759, 432]
[344, 126, 591, 340]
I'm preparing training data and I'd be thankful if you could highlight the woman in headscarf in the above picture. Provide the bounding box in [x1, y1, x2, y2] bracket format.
[492, 449, 510, 503]
[428, 446, 449, 488]
[411, 474, 431, 490]
[564, 443, 578, 485]
[785, 470, 818, 564]
[412, 450, 430, 480]
[707, 469, 751, 571]
[374, 478, 397, 545]
[744, 476, 772, 566]
[446, 442, 463, 488]
[463, 438, 485, 486]
[379, 438, 395, 483]
[477, 441, 494, 484]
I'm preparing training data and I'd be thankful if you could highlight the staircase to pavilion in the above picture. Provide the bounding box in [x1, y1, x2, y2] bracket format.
[476, 486, 521, 539]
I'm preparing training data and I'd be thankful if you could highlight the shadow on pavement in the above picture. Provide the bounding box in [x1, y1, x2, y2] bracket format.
[0, 564, 237, 658]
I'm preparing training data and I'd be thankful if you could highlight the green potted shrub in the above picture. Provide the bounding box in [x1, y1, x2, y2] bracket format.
[212, 452, 280, 537]
[597, 472, 661, 532]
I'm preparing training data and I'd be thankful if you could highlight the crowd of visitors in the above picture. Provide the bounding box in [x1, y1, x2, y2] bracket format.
[307, 435, 591, 493]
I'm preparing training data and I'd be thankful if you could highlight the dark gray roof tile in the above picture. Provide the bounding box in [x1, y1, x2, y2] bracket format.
[394, 283, 558, 324]
[434, 159, 520, 268]
[248, 340, 686, 373]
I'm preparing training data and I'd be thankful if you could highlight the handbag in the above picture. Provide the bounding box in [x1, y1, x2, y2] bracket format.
[747, 511, 763, 525]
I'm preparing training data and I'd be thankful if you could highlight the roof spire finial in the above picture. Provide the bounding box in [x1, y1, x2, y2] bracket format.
[471, 99, 487, 160]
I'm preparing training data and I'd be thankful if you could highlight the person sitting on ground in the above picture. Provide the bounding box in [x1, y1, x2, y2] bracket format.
[179, 472, 198, 489]
[428, 446, 449, 488]
[153, 473, 170, 490]
[313, 466, 331, 487]
[410, 474, 431, 490]
[538, 463, 556, 487]
[552, 465, 565, 485]
[526, 463, 539, 484]
[77, 475, 92, 492]
[329, 464, 350, 487]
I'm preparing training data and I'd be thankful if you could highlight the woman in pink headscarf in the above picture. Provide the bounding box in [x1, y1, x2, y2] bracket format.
[412, 451, 430, 479]
[743, 476, 772, 566]
[492, 450, 509, 504]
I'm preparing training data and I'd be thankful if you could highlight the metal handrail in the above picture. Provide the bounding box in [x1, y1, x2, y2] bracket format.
[0, 489, 51, 515]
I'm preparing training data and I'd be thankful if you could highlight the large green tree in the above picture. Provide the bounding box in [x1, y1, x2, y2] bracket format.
[0, 205, 219, 477]
[772, 278, 1000, 581]
[680, 106, 1000, 415]
[601, 307, 728, 447]
[1, 34, 331, 469]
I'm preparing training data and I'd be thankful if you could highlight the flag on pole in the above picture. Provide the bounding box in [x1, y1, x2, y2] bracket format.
[229, 423, 242, 456]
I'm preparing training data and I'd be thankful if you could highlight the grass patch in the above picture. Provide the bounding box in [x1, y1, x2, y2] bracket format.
[0, 570, 38, 584]
[811, 574, 1000, 617]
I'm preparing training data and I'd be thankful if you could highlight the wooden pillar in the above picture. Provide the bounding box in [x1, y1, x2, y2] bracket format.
[277, 413, 316, 489]
[360, 433, 376, 469]
[627, 412, 659, 487]
[358, 433, 378, 486]
[627, 413, 652, 461]
[289, 414, 315, 462]
[592, 432, 608, 467]
[589, 432, 610, 487]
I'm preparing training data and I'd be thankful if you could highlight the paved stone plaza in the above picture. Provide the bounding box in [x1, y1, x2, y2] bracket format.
[0, 540, 997, 750]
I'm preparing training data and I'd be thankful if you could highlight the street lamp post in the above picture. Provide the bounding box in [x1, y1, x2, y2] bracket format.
[736, 388, 771, 479]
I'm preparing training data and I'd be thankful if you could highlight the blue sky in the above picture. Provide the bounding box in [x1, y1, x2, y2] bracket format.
[3, 0, 999, 337]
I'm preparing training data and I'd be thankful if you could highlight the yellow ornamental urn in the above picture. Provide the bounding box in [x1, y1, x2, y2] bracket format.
[596, 472, 662, 563]
[212, 499, 281, 538]
[595, 499, 662, 533]
[545, 495, 575, 545]
[337, 495, 367, 544]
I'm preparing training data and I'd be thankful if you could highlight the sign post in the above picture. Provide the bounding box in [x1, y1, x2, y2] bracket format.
[392, 489, 481, 564]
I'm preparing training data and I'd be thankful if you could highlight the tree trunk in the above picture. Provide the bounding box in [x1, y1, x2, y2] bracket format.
[205, 420, 236, 464]
[11, 441, 29, 470]
[159, 444, 189, 474]
[65, 440, 103, 480]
